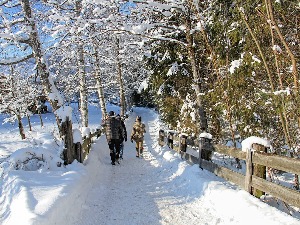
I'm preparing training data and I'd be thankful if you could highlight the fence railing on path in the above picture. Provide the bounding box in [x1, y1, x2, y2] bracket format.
[62, 117, 102, 165]
[159, 130, 300, 209]
[75, 128, 102, 163]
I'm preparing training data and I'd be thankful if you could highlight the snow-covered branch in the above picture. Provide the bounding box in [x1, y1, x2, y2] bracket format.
[0, 53, 33, 65]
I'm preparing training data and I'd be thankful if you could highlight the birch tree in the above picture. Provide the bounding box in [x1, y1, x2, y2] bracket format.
[0, 0, 64, 127]
[0, 0, 79, 164]
[0, 65, 37, 139]
[43, 0, 90, 127]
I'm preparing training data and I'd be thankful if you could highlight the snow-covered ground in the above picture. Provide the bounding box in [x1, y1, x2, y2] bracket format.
[1, 104, 300, 225]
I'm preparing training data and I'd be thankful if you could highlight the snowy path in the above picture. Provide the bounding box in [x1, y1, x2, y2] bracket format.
[51, 107, 299, 225]
[71, 108, 217, 225]
[2, 106, 299, 225]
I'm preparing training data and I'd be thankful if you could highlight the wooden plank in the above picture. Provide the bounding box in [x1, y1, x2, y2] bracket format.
[62, 117, 75, 164]
[172, 134, 300, 208]
[252, 176, 300, 208]
[178, 146, 300, 208]
[252, 152, 300, 175]
[245, 149, 253, 193]
[214, 144, 246, 160]
[252, 144, 267, 197]
[201, 160, 245, 188]
[182, 152, 198, 165]
[180, 152, 245, 188]
[198, 138, 203, 168]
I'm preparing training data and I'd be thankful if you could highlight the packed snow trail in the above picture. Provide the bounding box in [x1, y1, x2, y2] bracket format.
[46, 107, 299, 225]
[73, 112, 163, 224]
[64, 107, 215, 225]
[71, 108, 217, 225]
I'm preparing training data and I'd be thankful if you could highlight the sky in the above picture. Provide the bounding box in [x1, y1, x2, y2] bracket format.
[0, 104, 300, 225]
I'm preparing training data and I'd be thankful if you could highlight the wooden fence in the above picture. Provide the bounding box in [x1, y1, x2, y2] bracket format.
[159, 130, 300, 208]
[61, 117, 102, 165]
[74, 128, 102, 163]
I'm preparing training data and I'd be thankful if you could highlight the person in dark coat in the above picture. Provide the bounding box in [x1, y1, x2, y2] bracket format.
[116, 114, 127, 159]
[102, 111, 123, 165]
[180, 133, 188, 153]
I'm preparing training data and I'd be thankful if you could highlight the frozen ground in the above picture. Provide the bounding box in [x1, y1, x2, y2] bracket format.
[1, 105, 300, 225]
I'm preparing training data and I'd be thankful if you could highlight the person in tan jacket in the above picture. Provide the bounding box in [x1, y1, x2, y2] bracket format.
[130, 116, 146, 157]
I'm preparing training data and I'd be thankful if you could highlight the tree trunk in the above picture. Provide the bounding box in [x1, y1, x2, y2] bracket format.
[20, 0, 62, 130]
[75, 0, 88, 127]
[184, 16, 208, 132]
[116, 37, 126, 117]
[27, 115, 32, 131]
[93, 46, 107, 118]
[61, 117, 75, 165]
[264, 1, 299, 189]
[264, 1, 291, 155]
[266, 0, 298, 90]
[240, 9, 292, 148]
[187, 0, 220, 80]
[17, 113, 26, 140]
[20, 0, 76, 165]
[77, 44, 88, 127]
[264, 0, 299, 157]
[295, 174, 299, 190]
[39, 113, 44, 127]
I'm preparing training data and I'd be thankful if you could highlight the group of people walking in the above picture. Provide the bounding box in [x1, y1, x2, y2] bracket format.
[102, 111, 146, 165]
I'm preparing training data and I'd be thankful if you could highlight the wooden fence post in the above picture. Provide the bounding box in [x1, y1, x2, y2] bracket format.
[179, 134, 187, 153]
[74, 142, 83, 163]
[86, 132, 91, 154]
[244, 143, 267, 197]
[178, 135, 181, 152]
[198, 137, 204, 169]
[199, 133, 213, 169]
[245, 148, 253, 194]
[96, 128, 101, 138]
[61, 116, 75, 165]
[252, 143, 267, 197]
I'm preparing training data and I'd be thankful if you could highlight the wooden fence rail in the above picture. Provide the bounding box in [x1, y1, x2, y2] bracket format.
[159, 130, 300, 208]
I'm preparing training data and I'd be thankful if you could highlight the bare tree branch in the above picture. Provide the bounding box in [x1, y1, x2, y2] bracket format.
[0, 53, 33, 65]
